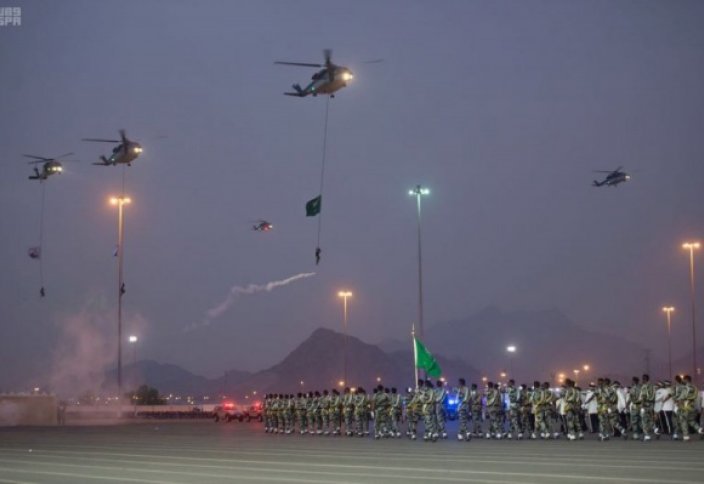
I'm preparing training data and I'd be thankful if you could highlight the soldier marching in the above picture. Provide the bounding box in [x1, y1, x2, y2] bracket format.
[261, 374, 703, 443]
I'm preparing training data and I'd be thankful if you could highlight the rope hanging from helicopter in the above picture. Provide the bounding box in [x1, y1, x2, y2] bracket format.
[314, 96, 331, 264]
[37, 181, 46, 297]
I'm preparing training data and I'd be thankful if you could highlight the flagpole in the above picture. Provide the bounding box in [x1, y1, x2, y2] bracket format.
[412, 324, 419, 391]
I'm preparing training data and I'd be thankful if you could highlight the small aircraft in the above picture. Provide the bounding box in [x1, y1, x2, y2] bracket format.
[252, 220, 274, 232]
[593, 167, 631, 187]
[24, 152, 75, 181]
[83, 129, 143, 166]
[275, 49, 357, 98]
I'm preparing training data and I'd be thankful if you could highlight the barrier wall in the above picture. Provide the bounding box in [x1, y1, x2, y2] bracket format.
[0, 394, 58, 426]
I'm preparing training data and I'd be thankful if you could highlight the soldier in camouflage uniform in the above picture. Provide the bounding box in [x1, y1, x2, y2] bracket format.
[329, 389, 342, 435]
[390, 388, 403, 438]
[406, 382, 422, 440]
[421, 379, 437, 441]
[595, 378, 612, 440]
[305, 392, 316, 434]
[470, 383, 483, 437]
[321, 389, 331, 435]
[607, 379, 627, 438]
[485, 382, 503, 439]
[563, 379, 583, 440]
[342, 387, 355, 436]
[627, 376, 642, 439]
[505, 379, 522, 439]
[670, 376, 683, 439]
[263, 394, 271, 432]
[520, 384, 533, 437]
[354, 387, 370, 436]
[456, 378, 471, 441]
[434, 380, 448, 439]
[372, 386, 390, 439]
[676, 375, 704, 441]
[283, 394, 293, 434]
[531, 381, 549, 439]
[639, 374, 656, 441]
[296, 392, 308, 435]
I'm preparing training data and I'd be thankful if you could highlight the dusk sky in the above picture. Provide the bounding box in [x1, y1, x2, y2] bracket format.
[1, 0, 703, 389]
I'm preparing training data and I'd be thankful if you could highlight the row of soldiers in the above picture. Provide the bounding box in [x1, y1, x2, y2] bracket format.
[262, 374, 703, 442]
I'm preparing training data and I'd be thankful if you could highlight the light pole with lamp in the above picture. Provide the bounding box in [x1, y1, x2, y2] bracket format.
[110, 195, 131, 402]
[338, 290, 353, 387]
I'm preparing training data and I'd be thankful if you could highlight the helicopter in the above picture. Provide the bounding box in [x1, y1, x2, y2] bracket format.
[275, 49, 357, 98]
[83, 129, 143, 166]
[593, 167, 631, 187]
[252, 220, 274, 232]
[24, 152, 75, 181]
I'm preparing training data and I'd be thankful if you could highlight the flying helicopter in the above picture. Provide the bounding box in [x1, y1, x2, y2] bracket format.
[252, 220, 274, 232]
[275, 49, 360, 98]
[24, 152, 75, 181]
[593, 167, 631, 187]
[83, 129, 143, 166]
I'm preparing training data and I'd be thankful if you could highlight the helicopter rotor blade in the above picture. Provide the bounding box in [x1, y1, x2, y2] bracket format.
[83, 138, 120, 143]
[54, 152, 75, 159]
[120, 129, 128, 144]
[362, 59, 384, 64]
[274, 61, 322, 68]
[323, 48, 332, 66]
[593, 170, 615, 173]
[23, 154, 51, 161]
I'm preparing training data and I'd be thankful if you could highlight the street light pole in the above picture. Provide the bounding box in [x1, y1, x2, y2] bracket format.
[683, 242, 700, 381]
[409, 185, 429, 339]
[662, 307, 675, 379]
[506, 345, 516, 380]
[338, 291, 353, 386]
[111, 196, 131, 402]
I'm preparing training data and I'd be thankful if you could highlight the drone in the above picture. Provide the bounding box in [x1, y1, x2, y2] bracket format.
[83, 129, 143, 166]
[593, 167, 631, 187]
[24, 152, 75, 181]
[252, 220, 274, 232]
[275, 49, 358, 98]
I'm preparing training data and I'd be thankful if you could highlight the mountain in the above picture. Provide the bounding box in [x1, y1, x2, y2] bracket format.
[424, 307, 663, 384]
[227, 328, 480, 396]
[107, 360, 250, 397]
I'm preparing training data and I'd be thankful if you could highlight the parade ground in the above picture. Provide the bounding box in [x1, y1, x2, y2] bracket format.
[0, 421, 702, 483]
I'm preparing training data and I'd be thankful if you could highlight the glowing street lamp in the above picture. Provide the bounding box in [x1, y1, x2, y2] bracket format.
[663, 306, 675, 378]
[110, 195, 131, 400]
[582, 364, 590, 372]
[338, 290, 353, 386]
[409, 185, 430, 340]
[682, 242, 700, 381]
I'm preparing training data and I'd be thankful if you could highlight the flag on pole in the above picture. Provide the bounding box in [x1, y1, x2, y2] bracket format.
[413, 336, 442, 378]
[305, 195, 322, 217]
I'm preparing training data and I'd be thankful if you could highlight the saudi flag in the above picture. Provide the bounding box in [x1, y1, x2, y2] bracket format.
[414, 337, 442, 378]
[305, 195, 322, 217]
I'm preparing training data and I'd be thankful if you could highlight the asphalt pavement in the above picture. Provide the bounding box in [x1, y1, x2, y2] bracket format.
[0, 421, 702, 483]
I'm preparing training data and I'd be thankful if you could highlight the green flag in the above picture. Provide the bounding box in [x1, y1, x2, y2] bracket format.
[305, 195, 322, 217]
[414, 337, 442, 378]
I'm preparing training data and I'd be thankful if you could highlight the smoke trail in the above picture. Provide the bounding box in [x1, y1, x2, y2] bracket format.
[186, 272, 316, 331]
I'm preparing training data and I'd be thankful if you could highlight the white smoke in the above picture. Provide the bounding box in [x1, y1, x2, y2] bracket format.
[186, 272, 316, 331]
[49, 302, 148, 399]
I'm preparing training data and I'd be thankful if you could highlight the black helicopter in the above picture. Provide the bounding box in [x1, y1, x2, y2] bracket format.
[275, 49, 383, 98]
[83, 129, 143, 166]
[252, 220, 273, 232]
[24, 153, 75, 181]
[593, 167, 631, 187]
